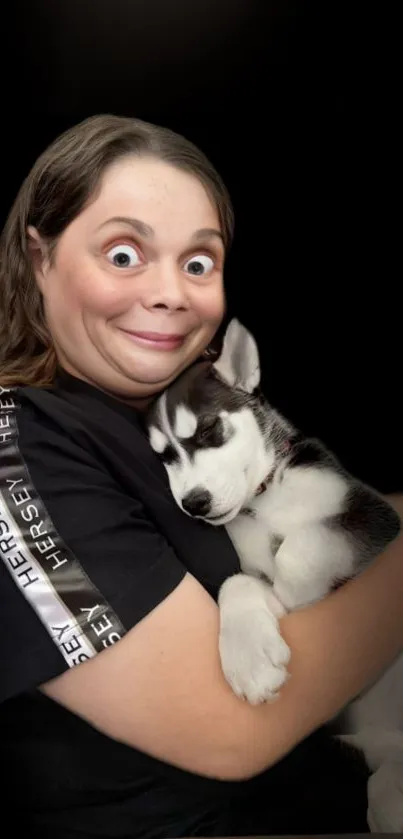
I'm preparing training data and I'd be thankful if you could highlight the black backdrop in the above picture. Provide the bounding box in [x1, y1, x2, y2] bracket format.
[3, 0, 401, 491]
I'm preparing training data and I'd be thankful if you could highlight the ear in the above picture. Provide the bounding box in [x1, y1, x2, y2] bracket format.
[213, 318, 261, 393]
[27, 226, 51, 292]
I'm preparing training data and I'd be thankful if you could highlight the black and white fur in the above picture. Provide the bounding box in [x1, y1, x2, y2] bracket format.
[146, 318, 403, 829]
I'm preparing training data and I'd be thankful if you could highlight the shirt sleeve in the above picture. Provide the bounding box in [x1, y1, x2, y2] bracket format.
[0, 399, 186, 703]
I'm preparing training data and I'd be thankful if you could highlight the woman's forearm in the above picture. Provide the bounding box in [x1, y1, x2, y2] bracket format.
[41, 498, 403, 783]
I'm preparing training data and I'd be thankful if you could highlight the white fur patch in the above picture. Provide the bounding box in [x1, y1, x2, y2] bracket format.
[149, 426, 168, 453]
[173, 404, 197, 439]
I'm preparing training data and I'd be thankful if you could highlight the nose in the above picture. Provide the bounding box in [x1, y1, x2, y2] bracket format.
[182, 488, 212, 518]
[145, 262, 188, 312]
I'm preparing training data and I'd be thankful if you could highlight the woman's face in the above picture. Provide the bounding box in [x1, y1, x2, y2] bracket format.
[30, 156, 226, 401]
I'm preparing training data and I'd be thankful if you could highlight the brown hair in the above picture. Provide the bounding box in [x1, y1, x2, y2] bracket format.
[0, 114, 234, 388]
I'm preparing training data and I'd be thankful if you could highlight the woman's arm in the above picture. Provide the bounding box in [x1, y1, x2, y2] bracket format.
[42, 495, 403, 781]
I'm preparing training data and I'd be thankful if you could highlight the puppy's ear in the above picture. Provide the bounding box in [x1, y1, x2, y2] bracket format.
[213, 318, 261, 393]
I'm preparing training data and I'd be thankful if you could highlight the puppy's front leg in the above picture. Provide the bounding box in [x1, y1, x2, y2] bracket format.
[273, 524, 355, 612]
[218, 573, 290, 704]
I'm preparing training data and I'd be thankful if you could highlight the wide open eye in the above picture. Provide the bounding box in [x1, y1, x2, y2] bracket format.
[107, 244, 141, 268]
[183, 254, 214, 277]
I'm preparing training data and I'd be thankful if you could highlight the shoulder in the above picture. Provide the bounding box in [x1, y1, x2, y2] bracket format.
[0, 381, 186, 701]
[0, 379, 240, 702]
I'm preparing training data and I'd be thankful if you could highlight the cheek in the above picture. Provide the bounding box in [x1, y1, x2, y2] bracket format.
[53, 266, 132, 320]
[82, 282, 132, 319]
[192, 282, 225, 326]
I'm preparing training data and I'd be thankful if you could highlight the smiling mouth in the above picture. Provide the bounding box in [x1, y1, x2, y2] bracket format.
[119, 329, 186, 350]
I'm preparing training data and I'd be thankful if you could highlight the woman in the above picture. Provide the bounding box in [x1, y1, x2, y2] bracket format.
[0, 114, 402, 838]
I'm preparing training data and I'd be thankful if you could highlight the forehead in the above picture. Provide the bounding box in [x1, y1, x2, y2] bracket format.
[153, 364, 248, 429]
[81, 157, 220, 237]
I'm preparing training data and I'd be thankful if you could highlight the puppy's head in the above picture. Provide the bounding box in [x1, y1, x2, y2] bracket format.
[146, 319, 291, 524]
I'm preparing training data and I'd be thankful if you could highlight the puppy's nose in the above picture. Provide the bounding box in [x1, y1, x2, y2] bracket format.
[182, 488, 212, 517]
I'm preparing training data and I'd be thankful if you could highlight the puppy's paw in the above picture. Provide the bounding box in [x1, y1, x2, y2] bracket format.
[219, 607, 291, 704]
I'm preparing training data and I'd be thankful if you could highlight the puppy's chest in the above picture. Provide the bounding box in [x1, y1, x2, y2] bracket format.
[223, 468, 343, 580]
[225, 508, 278, 579]
[224, 482, 290, 579]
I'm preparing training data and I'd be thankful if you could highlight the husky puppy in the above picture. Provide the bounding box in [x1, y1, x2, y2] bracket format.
[146, 318, 403, 820]
[147, 318, 400, 701]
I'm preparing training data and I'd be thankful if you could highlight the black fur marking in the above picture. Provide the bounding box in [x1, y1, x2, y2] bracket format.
[172, 414, 229, 460]
[287, 437, 338, 470]
[332, 483, 401, 570]
[193, 415, 226, 449]
[160, 443, 180, 465]
[164, 363, 251, 424]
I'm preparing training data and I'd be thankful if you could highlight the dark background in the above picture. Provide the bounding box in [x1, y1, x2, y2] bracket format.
[3, 0, 401, 491]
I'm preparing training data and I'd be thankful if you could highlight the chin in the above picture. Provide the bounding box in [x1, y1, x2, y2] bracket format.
[121, 361, 184, 390]
[131, 349, 201, 384]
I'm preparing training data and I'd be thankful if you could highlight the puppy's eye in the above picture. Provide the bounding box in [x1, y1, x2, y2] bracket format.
[199, 416, 220, 434]
[196, 416, 224, 447]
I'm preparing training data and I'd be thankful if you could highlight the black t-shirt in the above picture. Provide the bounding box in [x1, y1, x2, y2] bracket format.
[0, 372, 369, 838]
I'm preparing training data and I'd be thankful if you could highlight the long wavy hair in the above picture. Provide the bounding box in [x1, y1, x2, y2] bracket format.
[0, 114, 234, 387]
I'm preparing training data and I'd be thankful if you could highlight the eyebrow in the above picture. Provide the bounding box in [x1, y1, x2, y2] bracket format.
[97, 216, 224, 245]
